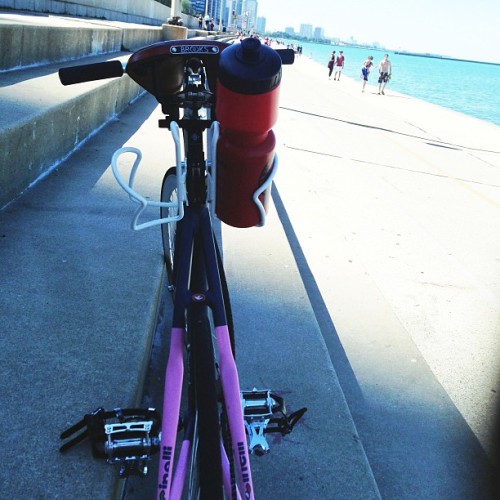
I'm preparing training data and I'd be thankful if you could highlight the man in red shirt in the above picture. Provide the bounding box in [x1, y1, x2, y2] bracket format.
[333, 51, 345, 81]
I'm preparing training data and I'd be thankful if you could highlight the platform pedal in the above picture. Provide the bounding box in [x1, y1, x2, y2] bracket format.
[60, 407, 161, 477]
[241, 389, 307, 456]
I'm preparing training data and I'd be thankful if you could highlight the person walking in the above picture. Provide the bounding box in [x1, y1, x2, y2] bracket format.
[378, 54, 392, 94]
[361, 55, 374, 92]
[327, 51, 336, 79]
[333, 51, 345, 80]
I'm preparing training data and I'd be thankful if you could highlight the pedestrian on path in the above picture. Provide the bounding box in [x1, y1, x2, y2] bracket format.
[327, 51, 336, 79]
[333, 51, 345, 80]
[378, 54, 392, 94]
[361, 55, 374, 92]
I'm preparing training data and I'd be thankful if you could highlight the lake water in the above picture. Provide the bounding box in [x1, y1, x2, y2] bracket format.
[293, 41, 500, 126]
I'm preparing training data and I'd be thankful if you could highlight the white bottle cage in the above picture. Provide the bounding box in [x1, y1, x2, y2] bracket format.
[111, 120, 276, 229]
[111, 121, 187, 231]
[207, 121, 219, 220]
[253, 154, 278, 227]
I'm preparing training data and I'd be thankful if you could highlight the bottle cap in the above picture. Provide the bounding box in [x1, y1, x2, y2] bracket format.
[218, 38, 282, 95]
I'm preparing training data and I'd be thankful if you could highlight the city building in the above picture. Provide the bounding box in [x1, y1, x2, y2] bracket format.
[241, 0, 258, 31]
[208, 0, 224, 24]
[191, 0, 229, 27]
[299, 23, 313, 38]
[190, 0, 262, 31]
[313, 27, 324, 39]
[255, 16, 266, 34]
[233, 0, 243, 16]
[190, 0, 205, 14]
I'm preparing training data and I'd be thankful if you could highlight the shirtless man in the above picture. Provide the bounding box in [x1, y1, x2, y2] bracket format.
[378, 54, 392, 95]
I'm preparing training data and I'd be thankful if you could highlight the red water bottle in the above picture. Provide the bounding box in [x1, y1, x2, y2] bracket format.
[215, 37, 282, 228]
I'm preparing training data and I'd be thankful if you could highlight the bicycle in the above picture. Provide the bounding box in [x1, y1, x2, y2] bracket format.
[58, 38, 306, 499]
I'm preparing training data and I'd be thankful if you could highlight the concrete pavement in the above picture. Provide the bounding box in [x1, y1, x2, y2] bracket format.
[0, 93, 166, 499]
[272, 55, 499, 497]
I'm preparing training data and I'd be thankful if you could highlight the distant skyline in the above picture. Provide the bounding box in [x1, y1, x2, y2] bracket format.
[257, 0, 500, 64]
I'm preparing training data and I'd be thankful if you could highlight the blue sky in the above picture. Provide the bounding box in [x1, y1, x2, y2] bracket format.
[257, 0, 500, 63]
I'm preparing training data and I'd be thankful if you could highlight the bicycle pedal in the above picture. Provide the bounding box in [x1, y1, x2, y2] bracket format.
[241, 389, 275, 455]
[241, 389, 279, 417]
[104, 419, 160, 477]
[60, 407, 161, 478]
[241, 389, 307, 456]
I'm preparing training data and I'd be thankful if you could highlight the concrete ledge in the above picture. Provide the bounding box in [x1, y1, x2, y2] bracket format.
[0, 24, 121, 70]
[161, 23, 188, 40]
[0, 56, 145, 208]
[122, 26, 164, 51]
[222, 205, 381, 498]
[0, 18, 164, 71]
[0, 0, 170, 25]
[0, 11, 222, 209]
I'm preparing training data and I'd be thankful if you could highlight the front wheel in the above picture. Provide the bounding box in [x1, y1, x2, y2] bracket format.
[160, 167, 178, 284]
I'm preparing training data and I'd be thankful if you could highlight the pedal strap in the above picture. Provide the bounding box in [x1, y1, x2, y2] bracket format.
[266, 394, 307, 436]
[275, 407, 308, 434]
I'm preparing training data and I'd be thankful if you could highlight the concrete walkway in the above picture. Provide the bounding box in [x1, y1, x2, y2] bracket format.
[271, 55, 500, 497]
[0, 94, 166, 499]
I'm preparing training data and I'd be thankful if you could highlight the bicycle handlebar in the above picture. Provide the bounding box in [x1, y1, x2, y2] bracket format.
[59, 60, 124, 86]
[58, 45, 293, 87]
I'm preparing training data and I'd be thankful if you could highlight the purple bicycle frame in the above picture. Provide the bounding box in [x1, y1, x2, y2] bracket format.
[156, 206, 254, 500]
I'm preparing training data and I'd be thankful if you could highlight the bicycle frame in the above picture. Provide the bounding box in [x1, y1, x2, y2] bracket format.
[158, 204, 253, 500]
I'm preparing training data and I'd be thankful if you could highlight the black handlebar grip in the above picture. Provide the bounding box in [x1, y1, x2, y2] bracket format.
[275, 49, 295, 65]
[59, 60, 124, 86]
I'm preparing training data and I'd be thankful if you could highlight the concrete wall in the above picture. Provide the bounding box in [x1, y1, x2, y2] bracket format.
[0, 0, 170, 25]
[0, 22, 166, 72]
[0, 75, 145, 208]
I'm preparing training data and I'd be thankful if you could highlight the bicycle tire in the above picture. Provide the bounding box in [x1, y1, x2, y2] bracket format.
[214, 239, 236, 357]
[188, 307, 224, 499]
[188, 234, 224, 499]
[160, 167, 178, 284]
